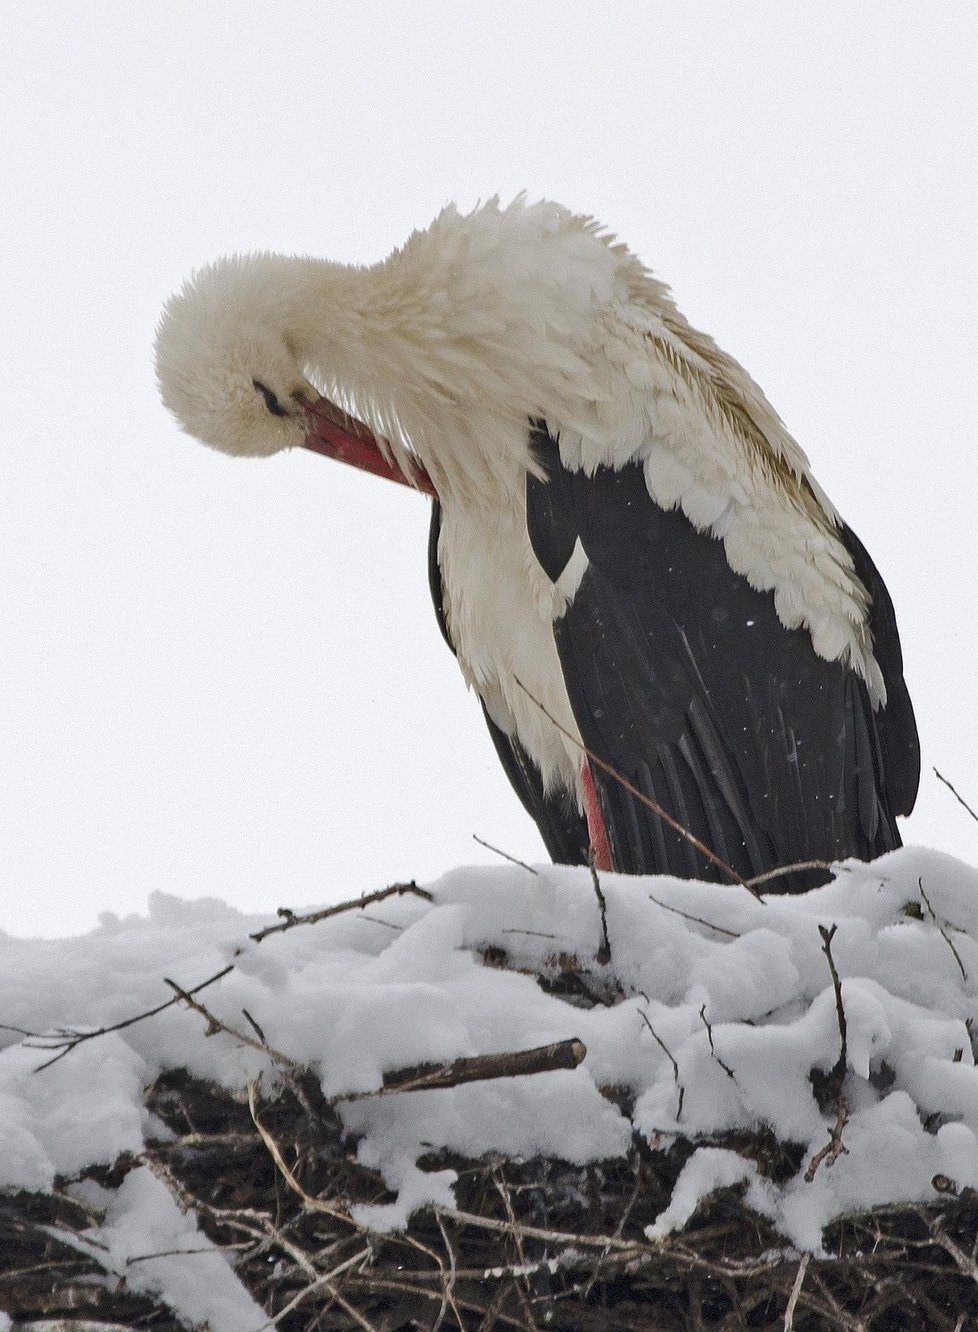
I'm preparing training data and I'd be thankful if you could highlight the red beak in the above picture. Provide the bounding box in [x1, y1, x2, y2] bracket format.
[302, 396, 436, 498]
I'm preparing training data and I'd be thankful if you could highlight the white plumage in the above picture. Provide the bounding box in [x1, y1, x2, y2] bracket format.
[155, 197, 918, 885]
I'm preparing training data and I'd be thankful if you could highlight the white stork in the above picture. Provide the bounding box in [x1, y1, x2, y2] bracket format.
[154, 197, 919, 889]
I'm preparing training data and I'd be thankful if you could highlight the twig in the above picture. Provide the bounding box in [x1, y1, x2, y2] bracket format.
[589, 858, 611, 964]
[699, 1005, 736, 1080]
[247, 1082, 364, 1229]
[783, 1251, 810, 1330]
[256, 1251, 376, 1332]
[513, 678, 762, 899]
[917, 877, 968, 982]
[490, 1166, 537, 1328]
[819, 924, 848, 1093]
[241, 1008, 267, 1044]
[647, 893, 739, 938]
[746, 860, 837, 889]
[436, 1205, 643, 1254]
[805, 1096, 850, 1182]
[163, 979, 299, 1072]
[929, 1217, 978, 1281]
[807, 1266, 867, 1331]
[354, 913, 404, 931]
[249, 881, 433, 942]
[26, 963, 236, 1071]
[434, 1211, 463, 1332]
[583, 1155, 645, 1299]
[639, 1006, 684, 1119]
[934, 767, 978, 826]
[324, 1286, 382, 1332]
[336, 1038, 586, 1102]
[346, 1276, 533, 1331]
[22, 884, 433, 1073]
[472, 834, 539, 875]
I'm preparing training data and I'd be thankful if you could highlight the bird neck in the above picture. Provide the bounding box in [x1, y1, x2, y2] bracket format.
[288, 256, 534, 505]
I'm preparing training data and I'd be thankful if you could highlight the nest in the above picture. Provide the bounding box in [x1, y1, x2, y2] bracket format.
[4, 870, 978, 1330]
[2, 1060, 977, 1331]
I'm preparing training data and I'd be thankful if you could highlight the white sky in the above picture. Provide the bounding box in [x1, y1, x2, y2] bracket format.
[1, 2, 976, 937]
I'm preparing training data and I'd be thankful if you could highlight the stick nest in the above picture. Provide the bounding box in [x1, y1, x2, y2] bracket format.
[4, 875, 978, 1329]
[2, 1059, 977, 1330]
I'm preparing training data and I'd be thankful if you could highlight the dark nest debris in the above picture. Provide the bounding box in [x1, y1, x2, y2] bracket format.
[3, 1064, 978, 1331]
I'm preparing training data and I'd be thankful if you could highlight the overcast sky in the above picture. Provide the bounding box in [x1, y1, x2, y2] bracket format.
[2, 3, 976, 937]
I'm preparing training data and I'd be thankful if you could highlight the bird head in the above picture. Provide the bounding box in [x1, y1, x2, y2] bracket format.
[154, 256, 318, 458]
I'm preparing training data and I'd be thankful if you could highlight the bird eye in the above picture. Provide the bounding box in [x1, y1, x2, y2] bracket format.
[252, 379, 289, 417]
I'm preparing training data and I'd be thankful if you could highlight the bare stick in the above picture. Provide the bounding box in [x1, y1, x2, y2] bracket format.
[638, 1007, 680, 1087]
[647, 893, 739, 939]
[746, 860, 837, 890]
[436, 1204, 643, 1255]
[250, 881, 433, 943]
[583, 1155, 645, 1298]
[247, 1082, 365, 1230]
[783, 1251, 810, 1330]
[490, 1165, 536, 1327]
[336, 1038, 586, 1102]
[163, 979, 299, 1073]
[26, 963, 236, 1071]
[434, 1211, 463, 1332]
[639, 1007, 684, 1120]
[819, 924, 848, 1091]
[514, 678, 761, 899]
[699, 1005, 736, 1080]
[929, 1219, 978, 1281]
[23, 884, 433, 1072]
[473, 834, 539, 875]
[257, 1260, 378, 1332]
[804, 1096, 850, 1183]
[917, 876, 968, 982]
[934, 767, 978, 825]
[589, 857, 611, 964]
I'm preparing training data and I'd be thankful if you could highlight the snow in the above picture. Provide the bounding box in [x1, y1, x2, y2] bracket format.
[2, 845, 978, 1322]
[61, 1168, 268, 1332]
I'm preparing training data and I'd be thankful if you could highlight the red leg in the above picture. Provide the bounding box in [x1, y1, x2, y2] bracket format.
[581, 759, 614, 871]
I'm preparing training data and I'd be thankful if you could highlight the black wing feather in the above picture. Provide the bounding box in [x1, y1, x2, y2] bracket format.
[526, 425, 919, 890]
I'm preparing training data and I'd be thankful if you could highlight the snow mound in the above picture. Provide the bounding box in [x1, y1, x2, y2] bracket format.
[2, 845, 978, 1325]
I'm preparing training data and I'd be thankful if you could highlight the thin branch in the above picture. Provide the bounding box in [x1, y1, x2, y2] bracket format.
[345, 1276, 534, 1331]
[934, 767, 978, 826]
[583, 1155, 645, 1298]
[699, 1005, 736, 1080]
[804, 1096, 850, 1182]
[513, 678, 762, 899]
[917, 877, 968, 982]
[335, 1039, 586, 1102]
[783, 1251, 810, 1330]
[929, 1217, 978, 1281]
[249, 881, 433, 942]
[162, 978, 299, 1073]
[247, 1082, 365, 1230]
[746, 860, 837, 889]
[647, 893, 739, 938]
[638, 1006, 684, 1120]
[472, 834, 539, 875]
[589, 858, 611, 964]
[26, 963, 236, 1071]
[819, 924, 848, 1092]
[436, 1205, 642, 1254]
[434, 1211, 464, 1332]
[256, 1255, 377, 1332]
[490, 1166, 536, 1328]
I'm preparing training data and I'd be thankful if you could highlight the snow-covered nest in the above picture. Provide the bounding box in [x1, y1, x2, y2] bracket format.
[2, 846, 978, 1329]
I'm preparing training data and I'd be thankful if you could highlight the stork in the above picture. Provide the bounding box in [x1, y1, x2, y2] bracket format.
[154, 197, 919, 890]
